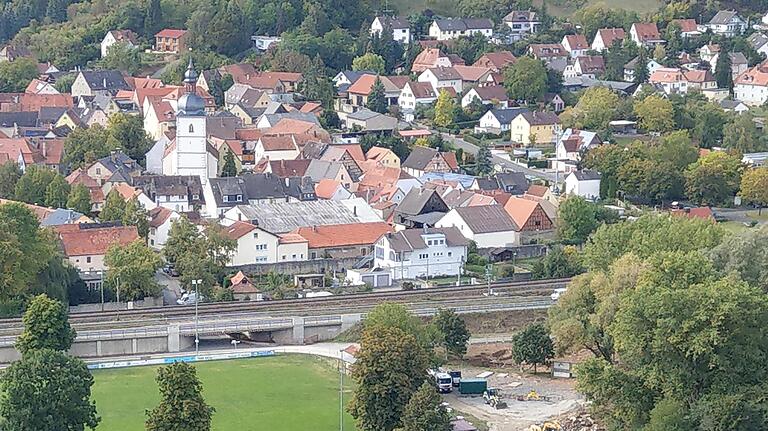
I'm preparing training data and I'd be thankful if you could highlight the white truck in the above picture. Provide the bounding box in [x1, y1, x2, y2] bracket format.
[434, 372, 453, 393]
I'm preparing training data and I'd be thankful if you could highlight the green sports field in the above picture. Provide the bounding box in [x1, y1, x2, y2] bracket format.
[91, 354, 357, 431]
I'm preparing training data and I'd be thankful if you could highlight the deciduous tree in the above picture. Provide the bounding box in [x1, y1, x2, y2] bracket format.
[558, 196, 598, 244]
[16, 294, 76, 355]
[740, 167, 768, 212]
[352, 52, 386, 74]
[0, 162, 22, 199]
[634, 95, 674, 133]
[511, 323, 554, 373]
[564, 87, 620, 132]
[349, 325, 430, 431]
[434, 89, 456, 128]
[146, 362, 214, 431]
[684, 151, 742, 206]
[401, 382, 452, 431]
[44, 174, 71, 208]
[432, 308, 470, 358]
[14, 165, 56, 205]
[99, 189, 126, 222]
[0, 349, 100, 431]
[122, 197, 149, 239]
[503, 57, 547, 103]
[67, 184, 92, 215]
[723, 114, 764, 153]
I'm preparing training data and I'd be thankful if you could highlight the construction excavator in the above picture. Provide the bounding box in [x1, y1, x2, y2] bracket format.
[527, 421, 562, 431]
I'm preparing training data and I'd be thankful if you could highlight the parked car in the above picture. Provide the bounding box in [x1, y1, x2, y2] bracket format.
[550, 288, 567, 301]
[162, 264, 179, 277]
[177, 292, 203, 305]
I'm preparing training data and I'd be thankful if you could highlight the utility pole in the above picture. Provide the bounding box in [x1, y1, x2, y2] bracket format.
[192, 279, 202, 355]
[339, 349, 344, 431]
[115, 276, 120, 320]
[485, 264, 493, 296]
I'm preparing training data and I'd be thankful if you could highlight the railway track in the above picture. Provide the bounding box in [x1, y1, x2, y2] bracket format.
[0, 278, 570, 333]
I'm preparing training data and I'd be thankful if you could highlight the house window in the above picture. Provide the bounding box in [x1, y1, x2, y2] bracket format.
[86, 257, 91, 263]
[282, 255, 286, 260]
[292, 254, 297, 259]
[360, 248, 367, 256]
[150, 239, 155, 246]
[95, 168, 101, 175]
[419, 253, 428, 259]
[310, 251, 317, 259]
[192, 194, 199, 200]
[189, 124, 194, 133]
[253, 232, 258, 238]
[448, 252, 452, 257]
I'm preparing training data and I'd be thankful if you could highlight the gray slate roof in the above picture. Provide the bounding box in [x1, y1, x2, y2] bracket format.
[487, 108, 529, 125]
[402, 146, 440, 170]
[396, 188, 448, 216]
[0, 112, 38, 127]
[40, 209, 86, 226]
[571, 169, 602, 181]
[748, 33, 768, 49]
[384, 226, 469, 252]
[80, 70, 130, 92]
[376, 16, 410, 29]
[708, 10, 741, 25]
[453, 205, 519, 233]
[305, 159, 345, 182]
[434, 18, 493, 31]
[233, 198, 380, 233]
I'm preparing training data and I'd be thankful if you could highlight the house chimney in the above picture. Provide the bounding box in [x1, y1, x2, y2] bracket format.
[41, 140, 47, 157]
[238, 213, 242, 221]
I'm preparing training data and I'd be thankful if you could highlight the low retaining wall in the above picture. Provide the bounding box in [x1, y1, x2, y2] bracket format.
[233, 257, 361, 276]
[70, 297, 163, 313]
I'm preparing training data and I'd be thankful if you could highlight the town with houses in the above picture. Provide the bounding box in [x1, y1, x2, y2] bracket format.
[1, 0, 768, 430]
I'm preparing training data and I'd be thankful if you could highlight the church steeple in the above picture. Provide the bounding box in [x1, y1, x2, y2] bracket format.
[177, 57, 204, 116]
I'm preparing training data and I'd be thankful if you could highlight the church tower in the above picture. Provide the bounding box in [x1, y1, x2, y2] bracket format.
[172, 59, 215, 183]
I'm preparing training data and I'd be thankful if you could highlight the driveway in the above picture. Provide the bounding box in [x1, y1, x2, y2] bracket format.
[437, 132, 559, 182]
[156, 271, 182, 305]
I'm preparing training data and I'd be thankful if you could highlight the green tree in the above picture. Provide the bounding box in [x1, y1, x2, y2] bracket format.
[511, 323, 554, 373]
[564, 86, 620, 132]
[0, 57, 39, 92]
[583, 214, 723, 271]
[352, 53, 386, 74]
[349, 325, 430, 431]
[434, 89, 455, 128]
[0, 349, 100, 431]
[144, 0, 162, 37]
[67, 184, 92, 215]
[710, 225, 768, 294]
[100, 189, 126, 221]
[634, 95, 674, 133]
[99, 42, 143, 75]
[722, 114, 764, 153]
[165, 218, 235, 295]
[401, 382, 452, 431]
[532, 246, 584, 280]
[64, 124, 112, 169]
[432, 308, 470, 358]
[684, 151, 742, 206]
[740, 167, 768, 212]
[105, 240, 162, 301]
[107, 113, 154, 165]
[634, 48, 649, 84]
[221, 148, 238, 177]
[14, 165, 56, 205]
[503, 57, 547, 103]
[164, 216, 200, 266]
[205, 0, 249, 56]
[366, 77, 387, 114]
[44, 174, 71, 208]
[475, 142, 492, 175]
[0, 203, 56, 301]
[0, 162, 22, 199]
[122, 197, 149, 239]
[690, 101, 729, 149]
[558, 196, 598, 244]
[146, 362, 215, 431]
[54, 74, 76, 93]
[714, 50, 732, 89]
[15, 294, 76, 356]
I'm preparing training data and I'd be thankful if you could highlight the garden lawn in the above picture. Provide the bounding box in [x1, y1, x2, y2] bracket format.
[91, 354, 356, 431]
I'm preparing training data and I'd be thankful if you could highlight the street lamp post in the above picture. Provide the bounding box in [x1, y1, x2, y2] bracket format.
[192, 279, 202, 355]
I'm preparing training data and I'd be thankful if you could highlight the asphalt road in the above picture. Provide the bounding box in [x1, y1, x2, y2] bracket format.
[437, 132, 560, 182]
[156, 271, 182, 305]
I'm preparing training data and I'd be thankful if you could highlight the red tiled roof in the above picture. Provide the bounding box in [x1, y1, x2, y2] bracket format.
[333, 144, 366, 161]
[259, 135, 296, 152]
[596, 28, 625, 48]
[0, 199, 54, 221]
[293, 222, 393, 248]
[268, 159, 311, 177]
[503, 196, 543, 228]
[278, 233, 308, 244]
[148, 206, 173, 228]
[453, 65, 491, 82]
[225, 221, 258, 240]
[671, 19, 698, 33]
[315, 179, 343, 199]
[472, 51, 516, 72]
[58, 225, 139, 256]
[564, 34, 589, 51]
[0, 138, 40, 165]
[525, 184, 549, 197]
[632, 23, 661, 41]
[155, 29, 188, 39]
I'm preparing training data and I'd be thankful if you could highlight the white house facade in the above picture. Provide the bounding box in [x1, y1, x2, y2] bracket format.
[374, 227, 468, 280]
